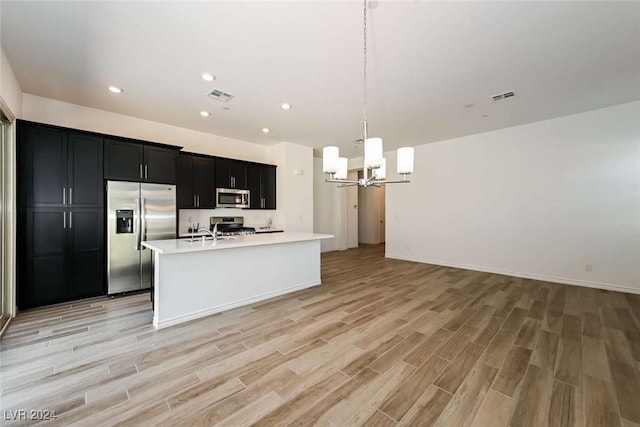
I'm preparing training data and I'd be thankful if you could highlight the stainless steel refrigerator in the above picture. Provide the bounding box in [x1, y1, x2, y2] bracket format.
[107, 181, 176, 294]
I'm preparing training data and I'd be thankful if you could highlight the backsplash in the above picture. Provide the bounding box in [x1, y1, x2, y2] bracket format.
[178, 208, 280, 236]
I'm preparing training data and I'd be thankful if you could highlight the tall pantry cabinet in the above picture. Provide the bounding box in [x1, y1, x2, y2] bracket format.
[17, 122, 105, 309]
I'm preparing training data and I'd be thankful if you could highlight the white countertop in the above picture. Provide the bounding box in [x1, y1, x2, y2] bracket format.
[143, 232, 333, 255]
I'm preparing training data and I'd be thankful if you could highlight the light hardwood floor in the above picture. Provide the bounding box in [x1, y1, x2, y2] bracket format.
[1, 244, 640, 426]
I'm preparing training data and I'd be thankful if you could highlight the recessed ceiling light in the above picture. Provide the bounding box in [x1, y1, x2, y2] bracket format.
[262, 128, 270, 133]
[201, 73, 215, 82]
[200, 111, 211, 117]
[481, 114, 489, 118]
[108, 86, 123, 94]
[464, 103, 474, 108]
[281, 103, 292, 110]
[222, 107, 230, 111]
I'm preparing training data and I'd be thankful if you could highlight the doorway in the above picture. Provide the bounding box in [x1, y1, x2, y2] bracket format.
[356, 170, 385, 245]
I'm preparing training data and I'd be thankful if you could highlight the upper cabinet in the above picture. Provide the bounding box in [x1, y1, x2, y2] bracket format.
[247, 163, 277, 210]
[104, 139, 178, 184]
[68, 133, 104, 207]
[177, 153, 216, 209]
[144, 145, 178, 184]
[103, 139, 143, 182]
[19, 124, 103, 209]
[215, 158, 247, 189]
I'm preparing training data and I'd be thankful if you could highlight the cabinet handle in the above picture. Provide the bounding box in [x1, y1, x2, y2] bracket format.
[140, 164, 143, 179]
[231, 176, 235, 188]
[197, 195, 200, 207]
[193, 195, 196, 207]
[69, 187, 73, 205]
[63, 212, 66, 229]
[145, 165, 148, 179]
[62, 188, 66, 205]
[69, 212, 73, 228]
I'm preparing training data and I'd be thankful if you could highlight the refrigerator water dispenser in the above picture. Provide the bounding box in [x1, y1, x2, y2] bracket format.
[116, 210, 134, 234]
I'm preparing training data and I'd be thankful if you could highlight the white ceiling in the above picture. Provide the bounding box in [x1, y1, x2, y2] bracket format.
[2, 1, 640, 158]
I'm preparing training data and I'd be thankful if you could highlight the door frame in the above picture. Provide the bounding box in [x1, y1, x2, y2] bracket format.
[0, 96, 17, 336]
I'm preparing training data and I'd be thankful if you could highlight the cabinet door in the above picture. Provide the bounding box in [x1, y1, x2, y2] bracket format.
[262, 165, 277, 209]
[177, 155, 195, 208]
[21, 125, 67, 207]
[230, 161, 247, 189]
[68, 133, 103, 207]
[246, 164, 262, 209]
[215, 158, 232, 188]
[21, 208, 68, 308]
[193, 157, 215, 208]
[104, 139, 143, 181]
[144, 146, 178, 184]
[68, 208, 105, 299]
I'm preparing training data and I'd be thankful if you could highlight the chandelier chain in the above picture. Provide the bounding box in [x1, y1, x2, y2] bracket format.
[363, 0, 367, 124]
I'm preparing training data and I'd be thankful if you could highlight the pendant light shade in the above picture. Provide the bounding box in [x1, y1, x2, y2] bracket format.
[373, 157, 387, 180]
[323, 146, 339, 173]
[397, 147, 414, 175]
[335, 157, 348, 180]
[364, 137, 383, 169]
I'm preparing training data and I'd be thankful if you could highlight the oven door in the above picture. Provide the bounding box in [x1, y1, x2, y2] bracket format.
[216, 188, 250, 208]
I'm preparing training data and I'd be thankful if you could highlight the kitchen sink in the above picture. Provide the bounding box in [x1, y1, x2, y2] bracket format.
[182, 236, 237, 243]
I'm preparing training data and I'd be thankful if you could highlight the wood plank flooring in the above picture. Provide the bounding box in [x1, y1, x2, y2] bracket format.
[1, 244, 640, 426]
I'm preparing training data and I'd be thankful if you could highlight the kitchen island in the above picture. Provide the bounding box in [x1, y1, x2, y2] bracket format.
[142, 232, 333, 329]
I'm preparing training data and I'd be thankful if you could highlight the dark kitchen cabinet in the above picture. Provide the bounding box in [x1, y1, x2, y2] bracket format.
[104, 139, 178, 184]
[17, 121, 105, 309]
[24, 208, 68, 307]
[104, 138, 144, 181]
[177, 153, 215, 208]
[215, 158, 246, 189]
[247, 163, 277, 209]
[68, 208, 104, 299]
[20, 126, 67, 207]
[144, 145, 178, 184]
[68, 133, 104, 207]
[21, 207, 104, 308]
[20, 125, 103, 209]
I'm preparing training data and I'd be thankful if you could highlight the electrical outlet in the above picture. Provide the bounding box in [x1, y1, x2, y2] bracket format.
[585, 264, 593, 272]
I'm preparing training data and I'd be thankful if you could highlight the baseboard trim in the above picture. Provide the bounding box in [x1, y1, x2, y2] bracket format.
[154, 279, 322, 329]
[385, 253, 640, 295]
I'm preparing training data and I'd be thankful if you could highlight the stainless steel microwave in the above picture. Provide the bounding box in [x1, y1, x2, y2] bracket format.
[216, 188, 250, 208]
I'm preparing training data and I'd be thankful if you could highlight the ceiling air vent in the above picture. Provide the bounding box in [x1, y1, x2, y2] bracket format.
[207, 89, 235, 102]
[491, 90, 516, 102]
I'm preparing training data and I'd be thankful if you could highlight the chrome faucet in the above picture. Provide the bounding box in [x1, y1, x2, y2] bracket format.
[198, 225, 217, 242]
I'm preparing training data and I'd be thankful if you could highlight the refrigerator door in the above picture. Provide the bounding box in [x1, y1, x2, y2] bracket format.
[107, 181, 142, 294]
[140, 183, 176, 289]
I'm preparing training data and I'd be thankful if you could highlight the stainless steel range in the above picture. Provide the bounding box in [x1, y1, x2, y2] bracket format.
[210, 216, 256, 236]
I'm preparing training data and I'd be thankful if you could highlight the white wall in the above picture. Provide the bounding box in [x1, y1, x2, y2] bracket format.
[271, 142, 313, 232]
[22, 94, 271, 163]
[0, 47, 22, 118]
[346, 170, 359, 248]
[386, 101, 640, 293]
[313, 157, 346, 252]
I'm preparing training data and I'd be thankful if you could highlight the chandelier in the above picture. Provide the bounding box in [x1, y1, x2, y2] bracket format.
[322, 0, 414, 188]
